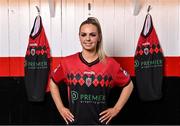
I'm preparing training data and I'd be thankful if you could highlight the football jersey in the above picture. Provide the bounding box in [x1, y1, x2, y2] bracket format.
[24, 16, 51, 102]
[134, 14, 164, 101]
[52, 52, 130, 124]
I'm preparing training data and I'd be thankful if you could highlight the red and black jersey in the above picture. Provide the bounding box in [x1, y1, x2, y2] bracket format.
[24, 16, 51, 102]
[134, 14, 164, 101]
[52, 52, 130, 124]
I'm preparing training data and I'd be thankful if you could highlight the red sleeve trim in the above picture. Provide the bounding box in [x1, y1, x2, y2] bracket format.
[51, 76, 59, 85]
[120, 77, 132, 88]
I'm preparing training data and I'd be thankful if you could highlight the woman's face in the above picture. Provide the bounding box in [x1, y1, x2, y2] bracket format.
[79, 24, 100, 52]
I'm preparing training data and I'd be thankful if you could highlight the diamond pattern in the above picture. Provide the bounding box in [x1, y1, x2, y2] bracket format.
[41, 49, 44, 55]
[93, 79, 99, 87]
[150, 48, 154, 54]
[75, 73, 81, 80]
[36, 50, 40, 55]
[67, 73, 112, 87]
[72, 78, 77, 85]
[155, 47, 159, 53]
[100, 80, 105, 87]
[139, 49, 143, 55]
[79, 78, 85, 86]
[27, 50, 30, 56]
[26, 46, 48, 56]
[97, 75, 102, 81]
[135, 44, 162, 56]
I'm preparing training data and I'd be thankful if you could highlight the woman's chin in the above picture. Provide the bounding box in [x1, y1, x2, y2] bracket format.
[83, 48, 95, 52]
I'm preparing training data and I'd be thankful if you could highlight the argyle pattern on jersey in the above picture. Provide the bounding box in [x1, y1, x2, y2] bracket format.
[67, 73, 113, 87]
[26, 46, 49, 56]
[25, 16, 51, 102]
[135, 44, 163, 56]
[134, 14, 164, 101]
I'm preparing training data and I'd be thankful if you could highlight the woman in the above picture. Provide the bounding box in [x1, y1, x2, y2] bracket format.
[50, 17, 133, 125]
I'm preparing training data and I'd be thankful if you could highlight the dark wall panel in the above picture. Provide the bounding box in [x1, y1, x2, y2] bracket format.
[0, 77, 179, 124]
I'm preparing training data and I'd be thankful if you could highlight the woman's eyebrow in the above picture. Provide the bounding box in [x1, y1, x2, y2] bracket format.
[80, 32, 97, 34]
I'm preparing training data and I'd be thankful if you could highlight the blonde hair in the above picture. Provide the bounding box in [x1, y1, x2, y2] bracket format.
[79, 17, 106, 61]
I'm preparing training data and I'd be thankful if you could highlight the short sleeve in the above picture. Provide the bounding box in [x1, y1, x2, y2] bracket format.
[112, 62, 131, 87]
[51, 59, 66, 85]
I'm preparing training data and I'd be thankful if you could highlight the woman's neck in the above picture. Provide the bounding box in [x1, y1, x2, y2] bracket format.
[81, 50, 98, 63]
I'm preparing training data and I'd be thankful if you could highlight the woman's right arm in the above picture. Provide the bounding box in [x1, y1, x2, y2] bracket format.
[50, 79, 74, 124]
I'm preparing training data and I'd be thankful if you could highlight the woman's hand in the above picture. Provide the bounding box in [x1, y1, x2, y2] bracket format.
[99, 81, 134, 124]
[99, 107, 120, 124]
[59, 107, 74, 124]
[50, 80, 74, 124]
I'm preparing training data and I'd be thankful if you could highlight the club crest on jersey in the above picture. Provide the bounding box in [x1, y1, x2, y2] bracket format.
[31, 48, 36, 56]
[86, 77, 92, 87]
[144, 47, 149, 55]
[84, 71, 95, 87]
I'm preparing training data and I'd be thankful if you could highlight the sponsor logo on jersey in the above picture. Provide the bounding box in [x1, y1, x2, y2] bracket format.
[123, 70, 129, 77]
[71, 90, 106, 104]
[134, 60, 139, 68]
[135, 59, 163, 69]
[71, 91, 78, 103]
[54, 64, 60, 73]
[26, 61, 48, 69]
[29, 43, 38, 46]
[120, 67, 129, 77]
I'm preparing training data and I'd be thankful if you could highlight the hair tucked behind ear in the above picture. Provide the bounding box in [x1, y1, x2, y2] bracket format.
[79, 17, 106, 61]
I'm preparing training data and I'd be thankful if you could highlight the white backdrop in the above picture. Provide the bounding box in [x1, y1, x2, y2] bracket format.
[0, 0, 180, 57]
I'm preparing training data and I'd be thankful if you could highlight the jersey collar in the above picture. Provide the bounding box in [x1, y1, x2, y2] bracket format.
[79, 52, 100, 67]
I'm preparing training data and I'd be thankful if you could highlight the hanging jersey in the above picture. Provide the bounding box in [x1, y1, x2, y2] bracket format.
[24, 16, 51, 102]
[134, 14, 164, 101]
[51, 52, 131, 124]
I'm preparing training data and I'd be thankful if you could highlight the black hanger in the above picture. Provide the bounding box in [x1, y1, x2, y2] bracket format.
[35, 6, 40, 16]
[88, 3, 91, 16]
[147, 5, 152, 14]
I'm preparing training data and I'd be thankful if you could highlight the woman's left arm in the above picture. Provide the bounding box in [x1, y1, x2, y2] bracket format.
[99, 81, 134, 124]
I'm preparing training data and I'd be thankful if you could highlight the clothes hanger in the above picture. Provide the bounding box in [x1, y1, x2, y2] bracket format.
[147, 5, 152, 14]
[88, 3, 91, 16]
[35, 5, 40, 16]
